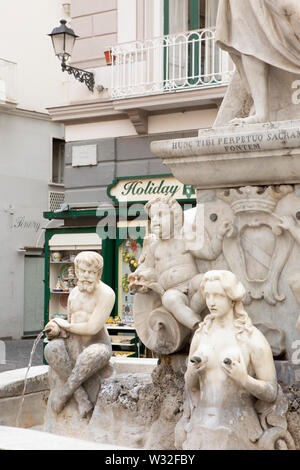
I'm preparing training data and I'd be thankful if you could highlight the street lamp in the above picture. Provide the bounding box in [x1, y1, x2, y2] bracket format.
[49, 19, 95, 92]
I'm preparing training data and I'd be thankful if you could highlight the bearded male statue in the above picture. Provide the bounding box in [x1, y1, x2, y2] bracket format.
[44, 251, 115, 419]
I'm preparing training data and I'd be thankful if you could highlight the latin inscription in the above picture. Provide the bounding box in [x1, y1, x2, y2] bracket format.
[171, 129, 300, 154]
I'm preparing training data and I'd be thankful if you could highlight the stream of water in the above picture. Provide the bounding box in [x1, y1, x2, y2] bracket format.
[15, 330, 45, 427]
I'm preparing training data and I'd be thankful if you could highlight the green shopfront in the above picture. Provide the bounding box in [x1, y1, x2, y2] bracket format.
[43, 174, 196, 356]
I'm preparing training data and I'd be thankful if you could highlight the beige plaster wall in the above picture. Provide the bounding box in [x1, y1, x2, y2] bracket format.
[70, 0, 118, 68]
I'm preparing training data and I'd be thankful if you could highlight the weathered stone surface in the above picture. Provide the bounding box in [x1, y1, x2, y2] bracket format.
[281, 384, 300, 449]
[0, 391, 49, 428]
[276, 361, 300, 387]
[150, 121, 300, 189]
[110, 357, 157, 374]
[0, 361, 298, 449]
[85, 355, 186, 449]
[215, 1, 300, 126]
[0, 366, 49, 399]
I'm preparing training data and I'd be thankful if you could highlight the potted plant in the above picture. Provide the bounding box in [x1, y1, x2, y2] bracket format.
[104, 49, 116, 66]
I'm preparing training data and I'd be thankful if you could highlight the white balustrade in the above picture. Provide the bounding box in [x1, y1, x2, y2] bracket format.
[110, 28, 234, 99]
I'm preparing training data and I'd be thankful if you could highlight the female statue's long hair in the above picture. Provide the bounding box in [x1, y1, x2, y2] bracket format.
[198, 270, 253, 340]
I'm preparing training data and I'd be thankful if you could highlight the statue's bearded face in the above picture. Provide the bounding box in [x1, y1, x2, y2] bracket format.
[76, 261, 101, 292]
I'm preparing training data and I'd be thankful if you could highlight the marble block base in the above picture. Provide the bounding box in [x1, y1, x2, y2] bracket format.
[151, 120, 300, 189]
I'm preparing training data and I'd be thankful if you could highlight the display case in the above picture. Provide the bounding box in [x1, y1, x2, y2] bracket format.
[117, 238, 143, 325]
[49, 245, 101, 320]
[44, 229, 111, 326]
[106, 325, 140, 357]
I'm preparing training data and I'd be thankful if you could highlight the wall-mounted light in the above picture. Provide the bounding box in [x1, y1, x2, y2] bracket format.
[49, 19, 95, 92]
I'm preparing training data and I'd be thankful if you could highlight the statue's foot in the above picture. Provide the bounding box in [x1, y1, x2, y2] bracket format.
[229, 114, 268, 126]
[50, 388, 70, 415]
[77, 397, 94, 418]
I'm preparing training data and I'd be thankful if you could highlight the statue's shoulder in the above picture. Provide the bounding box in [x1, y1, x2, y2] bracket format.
[99, 281, 116, 300]
[68, 286, 79, 299]
[248, 324, 273, 355]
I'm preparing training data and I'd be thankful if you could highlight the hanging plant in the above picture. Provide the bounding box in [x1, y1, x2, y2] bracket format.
[122, 250, 130, 263]
[130, 240, 138, 252]
[128, 256, 138, 273]
[122, 274, 129, 292]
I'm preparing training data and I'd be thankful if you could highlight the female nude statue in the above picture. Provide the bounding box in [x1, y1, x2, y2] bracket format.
[175, 270, 295, 450]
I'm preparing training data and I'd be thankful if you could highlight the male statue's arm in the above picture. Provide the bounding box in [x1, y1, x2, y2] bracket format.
[67, 283, 115, 336]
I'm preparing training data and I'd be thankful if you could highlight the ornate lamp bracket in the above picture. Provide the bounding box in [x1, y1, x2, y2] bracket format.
[61, 60, 95, 92]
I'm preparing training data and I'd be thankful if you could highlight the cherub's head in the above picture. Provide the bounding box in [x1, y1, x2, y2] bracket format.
[74, 251, 103, 293]
[145, 195, 183, 239]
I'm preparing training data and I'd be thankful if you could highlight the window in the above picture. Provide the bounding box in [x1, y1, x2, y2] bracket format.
[164, 0, 221, 87]
[52, 138, 65, 184]
[164, 0, 219, 34]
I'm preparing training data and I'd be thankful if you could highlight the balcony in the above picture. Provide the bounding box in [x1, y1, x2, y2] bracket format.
[0, 58, 17, 108]
[110, 28, 234, 100]
[47, 28, 234, 132]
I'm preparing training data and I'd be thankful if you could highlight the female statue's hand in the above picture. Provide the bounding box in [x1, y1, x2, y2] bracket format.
[190, 355, 208, 374]
[221, 354, 248, 387]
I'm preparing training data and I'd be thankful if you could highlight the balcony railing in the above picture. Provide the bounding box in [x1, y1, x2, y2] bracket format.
[110, 28, 234, 99]
[0, 58, 17, 104]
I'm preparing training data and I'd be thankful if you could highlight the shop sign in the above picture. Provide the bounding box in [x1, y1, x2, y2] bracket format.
[108, 175, 196, 204]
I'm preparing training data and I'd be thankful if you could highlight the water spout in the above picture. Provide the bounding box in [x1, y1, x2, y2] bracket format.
[15, 330, 46, 427]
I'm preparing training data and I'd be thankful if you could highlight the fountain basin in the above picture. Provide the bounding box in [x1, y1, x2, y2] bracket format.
[0, 358, 157, 431]
[0, 357, 299, 450]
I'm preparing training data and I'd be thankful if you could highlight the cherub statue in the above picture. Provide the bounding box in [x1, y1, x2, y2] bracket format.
[216, 0, 300, 125]
[175, 270, 295, 450]
[129, 196, 232, 353]
[44, 251, 115, 418]
[130, 196, 204, 330]
[130, 196, 231, 330]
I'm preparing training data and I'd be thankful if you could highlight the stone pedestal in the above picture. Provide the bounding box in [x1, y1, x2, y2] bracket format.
[151, 120, 300, 189]
[151, 121, 300, 362]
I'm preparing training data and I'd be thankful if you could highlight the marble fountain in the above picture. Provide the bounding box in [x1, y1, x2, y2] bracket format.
[1, 0, 300, 450]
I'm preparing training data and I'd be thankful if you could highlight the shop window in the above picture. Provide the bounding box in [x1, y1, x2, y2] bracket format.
[24, 256, 44, 335]
[118, 239, 143, 324]
[52, 138, 65, 185]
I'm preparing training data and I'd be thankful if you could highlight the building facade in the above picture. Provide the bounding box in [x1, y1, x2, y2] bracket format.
[0, 0, 70, 338]
[46, 0, 233, 328]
